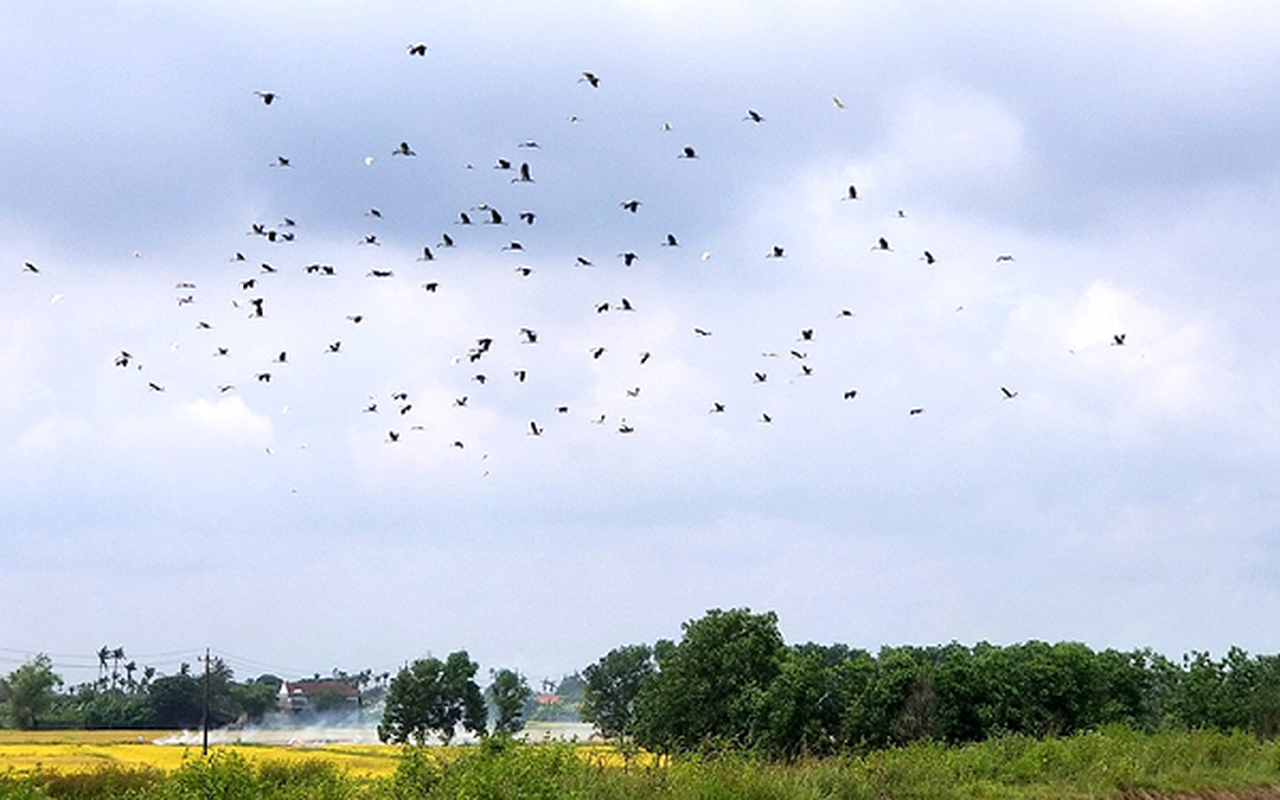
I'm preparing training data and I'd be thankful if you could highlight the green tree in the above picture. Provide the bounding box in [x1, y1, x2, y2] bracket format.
[634, 608, 785, 753]
[487, 668, 532, 734]
[581, 644, 653, 741]
[1, 654, 63, 730]
[378, 651, 487, 745]
[229, 680, 279, 723]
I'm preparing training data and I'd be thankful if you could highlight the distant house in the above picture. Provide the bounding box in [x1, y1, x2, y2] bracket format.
[533, 693, 562, 706]
[278, 680, 359, 713]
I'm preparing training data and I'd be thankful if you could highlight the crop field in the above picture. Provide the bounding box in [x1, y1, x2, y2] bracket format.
[2, 727, 1280, 798]
[0, 729, 402, 777]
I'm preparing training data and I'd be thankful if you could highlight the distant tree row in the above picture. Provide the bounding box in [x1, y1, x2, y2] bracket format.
[578, 608, 1280, 759]
[0, 656, 383, 731]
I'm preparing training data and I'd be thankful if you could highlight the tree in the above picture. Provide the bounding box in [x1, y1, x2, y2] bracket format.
[581, 644, 653, 740]
[487, 668, 532, 734]
[378, 651, 487, 745]
[634, 608, 785, 753]
[1, 654, 63, 730]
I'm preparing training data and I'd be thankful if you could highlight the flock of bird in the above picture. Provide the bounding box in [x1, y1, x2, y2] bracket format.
[19, 45, 1130, 484]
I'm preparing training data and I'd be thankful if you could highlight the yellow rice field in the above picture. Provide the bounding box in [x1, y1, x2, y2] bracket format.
[0, 729, 646, 777]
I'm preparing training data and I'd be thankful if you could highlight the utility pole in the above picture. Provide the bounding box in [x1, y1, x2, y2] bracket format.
[202, 647, 211, 756]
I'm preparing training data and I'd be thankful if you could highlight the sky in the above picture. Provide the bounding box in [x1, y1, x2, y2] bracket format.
[5, 0, 1280, 689]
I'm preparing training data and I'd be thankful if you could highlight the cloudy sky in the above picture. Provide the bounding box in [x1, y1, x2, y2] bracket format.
[5, 0, 1280, 688]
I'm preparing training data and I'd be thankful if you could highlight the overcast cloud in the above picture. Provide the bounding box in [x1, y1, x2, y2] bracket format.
[4, 0, 1280, 686]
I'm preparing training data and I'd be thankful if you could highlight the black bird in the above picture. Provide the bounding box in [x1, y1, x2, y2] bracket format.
[799, 329, 813, 341]
[495, 158, 511, 169]
[1001, 386, 1018, 399]
[422, 282, 439, 292]
[639, 351, 651, 364]
[767, 245, 785, 259]
[273, 351, 288, 363]
[408, 42, 427, 56]
[843, 184, 858, 201]
[248, 298, 265, 318]
[514, 266, 534, 277]
[346, 314, 363, 323]
[502, 241, 524, 251]
[361, 234, 380, 246]
[744, 109, 764, 123]
[259, 262, 277, 273]
[363, 402, 378, 413]
[148, 382, 165, 392]
[457, 212, 472, 225]
[254, 90, 276, 105]
[367, 208, 382, 218]
[693, 328, 712, 337]
[514, 162, 533, 183]
[454, 396, 468, 407]
[270, 156, 291, 168]
[114, 351, 132, 368]
[1112, 334, 1126, 346]
[393, 141, 416, 156]
[844, 389, 858, 400]
[909, 407, 924, 415]
[663, 233, 679, 247]
[709, 402, 726, 413]
[922, 251, 936, 265]
[255, 372, 272, 382]
[485, 208, 504, 225]
[753, 372, 767, 383]
[626, 387, 641, 397]
[679, 145, 698, 159]
[520, 328, 538, 344]
[580, 71, 600, 87]
[366, 269, 394, 278]
[529, 421, 543, 436]
[618, 297, 634, 311]
[513, 369, 527, 382]
[439, 233, 455, 248]
[590, 346, 606, 359]
[873, 237, 892, 251]
[387, 430, 400, 443]
[519, 211, 536, 225]
[418, 246, 434, 261]
[327, 341, 342, 354]
[619, 251, 638, 266]
[596, 302, 609, 313]
[576, 256, 593, 267]
[995, 254, 1016, 263]
[620, 199, 642, 213]
[518, 140, 540, 149]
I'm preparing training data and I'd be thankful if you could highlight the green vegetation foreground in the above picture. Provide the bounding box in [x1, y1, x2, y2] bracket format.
[4, 727, 1280, 799]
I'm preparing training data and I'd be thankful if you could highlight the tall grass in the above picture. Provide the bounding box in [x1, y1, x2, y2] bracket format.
[2, 727, 1279, 798]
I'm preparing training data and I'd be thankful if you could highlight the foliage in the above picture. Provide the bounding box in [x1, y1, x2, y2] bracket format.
[634, 608, 786, 753]
[486, 669, 532, 735]
[377, 651, 487, 745]
[1, 655, 62, 730]
[581, 644, 653, 740]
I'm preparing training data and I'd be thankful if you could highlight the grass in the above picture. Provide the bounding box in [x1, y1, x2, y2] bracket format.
[0, 726, 1278, 798]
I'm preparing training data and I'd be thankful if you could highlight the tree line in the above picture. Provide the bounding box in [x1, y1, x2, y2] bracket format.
[6, 608, 1280, 761]
[577, 608, 1280, 758]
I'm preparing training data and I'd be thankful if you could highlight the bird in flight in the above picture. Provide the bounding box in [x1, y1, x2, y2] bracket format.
[922, 251, 936, 265]
[843, 184, 858, 201]
[22, 261, 39, 273]
[1001, 386, 1018, 399]
[873, 237, 892, 251]
[995, 254, 1016, 263]
[270, 156, 291, 168]
[743, 109, 764, 123]
[393, 141, 416, 156]
[580, 71, 600, 87]
[254, 90, 276, 105]
[1112, 334, 1126, 346]
[767, 245, 785, 259]
[407, 43, 427, 56]
[619, 252, 638, 266]
[679, 146, 698, 159]
[620, 199, 642, 213]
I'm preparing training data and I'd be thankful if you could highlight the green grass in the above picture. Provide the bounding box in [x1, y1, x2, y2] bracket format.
[2, 727, 1279, 798]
